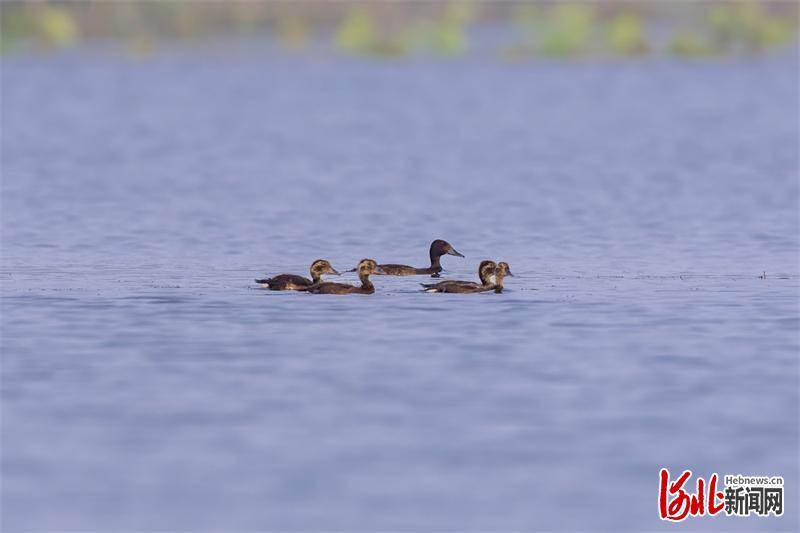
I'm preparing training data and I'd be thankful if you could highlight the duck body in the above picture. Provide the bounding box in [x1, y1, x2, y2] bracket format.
[308, 281, 375, 295]
[378, 264, 441, 276]
[421, 260, 497, 293]
[256, 273, 315, 291]
[307, 259, 385, 295]
[423, 281, 489, 293]
[256, 259, 339, 291]
[376, 239, 463, 278]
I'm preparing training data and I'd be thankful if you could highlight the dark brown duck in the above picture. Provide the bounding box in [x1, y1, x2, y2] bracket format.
[421, 260, 497, 293]
[307, 259, 385, 295]
[375, 239, 464, 277]
[255, 259, 339, 291]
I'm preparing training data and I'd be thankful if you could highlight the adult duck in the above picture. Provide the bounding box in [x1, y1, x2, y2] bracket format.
[376, 239, 464, 278]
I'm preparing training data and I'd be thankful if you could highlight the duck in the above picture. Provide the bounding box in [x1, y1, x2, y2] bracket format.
[420, 260, 496, 293]
[255, 259, 340, 291]
[374, 239, 464, 278]
[491, 262, 513, 293]
[307, 259, 386, 294]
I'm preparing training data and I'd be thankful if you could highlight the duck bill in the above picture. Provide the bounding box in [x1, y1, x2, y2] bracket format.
[330, 269, 341, 276]
[344, 267, 357, 273]
[506, 271, 514, 277]
[448, 249, 465, 258]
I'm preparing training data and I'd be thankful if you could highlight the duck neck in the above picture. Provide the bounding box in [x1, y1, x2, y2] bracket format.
[479, 270, 493, 286]
[359, 273, 374, 290]
[429, 252, 443, 271]
[310, 271, 321, 283]
[493, 274, 504, 293]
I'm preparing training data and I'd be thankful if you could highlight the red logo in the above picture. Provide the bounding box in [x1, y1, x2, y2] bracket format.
[659, 468, 725, 521]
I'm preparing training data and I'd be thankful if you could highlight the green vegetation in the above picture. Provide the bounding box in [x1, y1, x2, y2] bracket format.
[431, 2, 473, 56]
[332, 2, 474, 58]
[335, 7, 376, 53]
[607, 13, 648, 56]
[504, 1, 794, 61]
[0, 0, 796, 59]
[537, 4, 594, 57]
[670, 32, 715, 58]
[1, 3, 78, 53]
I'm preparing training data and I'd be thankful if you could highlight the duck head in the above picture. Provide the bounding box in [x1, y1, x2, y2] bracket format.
[430, 239, 464, 259]
[494, 262, 513, 288]
[310, 259, 340, 278]
[356, 258, 386, 277]
[477, 260, 497, 285]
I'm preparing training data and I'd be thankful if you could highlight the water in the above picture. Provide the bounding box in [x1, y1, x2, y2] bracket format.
[2, 48, 798, 531]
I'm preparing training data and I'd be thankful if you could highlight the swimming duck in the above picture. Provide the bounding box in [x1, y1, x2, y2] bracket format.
[491, 262, 513, 293]
[307, 258, 386, 294]
[255, 259, 340, 291]
[420, 260, 496, 293]
[374, 239, 464, 277]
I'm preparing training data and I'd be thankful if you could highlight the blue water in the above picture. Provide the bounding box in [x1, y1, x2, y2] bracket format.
[2, 48, 798, 531]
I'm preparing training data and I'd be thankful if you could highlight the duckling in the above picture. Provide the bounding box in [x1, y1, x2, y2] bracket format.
[421, 260, 496, 293]
[255, 259, 339, 291]
[307, 259, 386, 294]
[491, 262, 513, 293]
[377, 239, 464, 277]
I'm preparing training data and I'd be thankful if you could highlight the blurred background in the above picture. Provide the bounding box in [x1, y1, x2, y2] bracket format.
[2, 0, 797, 59]
[2, 1, 799, 532]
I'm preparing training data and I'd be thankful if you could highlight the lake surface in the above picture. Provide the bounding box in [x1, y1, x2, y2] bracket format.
[2, 47, 798, 531]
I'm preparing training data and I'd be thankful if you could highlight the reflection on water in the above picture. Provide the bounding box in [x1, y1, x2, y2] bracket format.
[1, 49, 798, 531]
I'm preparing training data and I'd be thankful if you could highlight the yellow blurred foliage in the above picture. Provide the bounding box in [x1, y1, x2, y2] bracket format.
[607, 13, 648, 55]
[36, 5, 78, 47]
[335, 8, 376, 52]
[538, 3, 594, 57]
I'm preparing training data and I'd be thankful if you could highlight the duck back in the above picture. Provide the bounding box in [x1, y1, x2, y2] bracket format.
[422, 280, 485, 293]
[375, 264, 414, 276]
[256, 274, 312, 290]
[308, 282, 374, 295]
